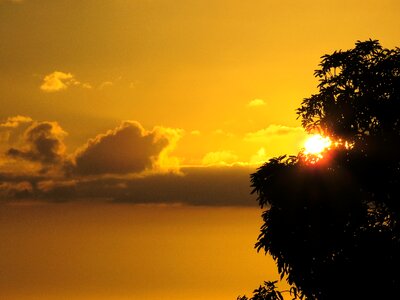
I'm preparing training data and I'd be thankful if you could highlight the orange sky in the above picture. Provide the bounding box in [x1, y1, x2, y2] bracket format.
[1, 0, 400, 299]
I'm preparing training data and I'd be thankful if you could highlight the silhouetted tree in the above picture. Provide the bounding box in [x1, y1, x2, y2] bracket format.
[243, 40, 400, 300]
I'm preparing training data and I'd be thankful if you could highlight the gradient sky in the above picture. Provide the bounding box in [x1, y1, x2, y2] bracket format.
[1, 0, 400, 299]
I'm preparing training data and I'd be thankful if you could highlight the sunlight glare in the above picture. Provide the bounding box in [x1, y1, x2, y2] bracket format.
[304, 134, 332, 155]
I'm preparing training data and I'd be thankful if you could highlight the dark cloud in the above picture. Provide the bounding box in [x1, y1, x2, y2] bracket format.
[6, 121, 67, 165]
[73, 121, 179, 175]
[0, 181, 33, 199]
[0, 166, 257, 206]
[111, 166, 257, 206]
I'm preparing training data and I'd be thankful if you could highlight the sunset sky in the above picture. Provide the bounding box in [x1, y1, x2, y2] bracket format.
[1, 0, 400, 299]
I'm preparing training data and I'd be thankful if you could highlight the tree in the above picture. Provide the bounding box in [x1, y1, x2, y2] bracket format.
[244, 40, 400, 300]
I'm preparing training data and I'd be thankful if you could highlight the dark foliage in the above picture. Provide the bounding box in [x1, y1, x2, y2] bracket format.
[247, 40, 400, 300]
[237, 280, 301, 300]
[297, 40, 400, 143]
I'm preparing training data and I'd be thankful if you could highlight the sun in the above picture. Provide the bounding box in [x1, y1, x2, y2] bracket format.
[304, 134, 332, 155]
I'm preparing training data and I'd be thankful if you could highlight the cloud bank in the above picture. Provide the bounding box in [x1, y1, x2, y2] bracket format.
[0, 166, 256, 206]
[0, 116, 294, 206]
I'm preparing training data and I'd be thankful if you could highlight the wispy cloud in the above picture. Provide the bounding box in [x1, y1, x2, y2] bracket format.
[0, 116, 32, 128]
[0, 115, 34, 147]
[98, 81, 114, 90]
[244, 124, 305, 142]
[190, 130, 201, 136]
[213, 129, 234, 138]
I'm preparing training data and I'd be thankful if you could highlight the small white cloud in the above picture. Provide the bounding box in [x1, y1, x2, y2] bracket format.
[40, 71, 92, 92]
[213, 129, 234, 138]
[81, 83, 92, 89]
[40, 71, 73, 92]
[248, 99, 266, 107]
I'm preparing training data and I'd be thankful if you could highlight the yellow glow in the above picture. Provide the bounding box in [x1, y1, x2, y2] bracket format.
[304, 134, 332, 155]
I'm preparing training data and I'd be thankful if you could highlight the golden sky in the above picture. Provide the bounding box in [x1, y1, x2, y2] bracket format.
[1, 0, 399, 169]
[1, 0, 400, 299]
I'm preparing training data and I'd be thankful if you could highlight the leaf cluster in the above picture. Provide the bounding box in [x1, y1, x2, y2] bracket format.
[297, 39, 400, 149]
[237, 281, 303, 300]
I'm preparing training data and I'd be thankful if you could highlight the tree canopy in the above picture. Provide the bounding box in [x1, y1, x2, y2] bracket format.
[245, 40, 400, 300]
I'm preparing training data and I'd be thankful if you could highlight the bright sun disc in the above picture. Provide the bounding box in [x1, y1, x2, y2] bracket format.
[304, 134, 332, 155]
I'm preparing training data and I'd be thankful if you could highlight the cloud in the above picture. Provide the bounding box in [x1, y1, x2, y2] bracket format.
[247, 98, 266, 107]
[244, 124, 305, 142]
[243, 124, 308, 161]
[213, 129, 234, 138]
[40, 71, 92, 92]
[250, 148, 269, 165]
[0, 117, 182, 176]
[72, 121, 182, 176]
[0, 117, 255, 206]
[152, 125, 183, 172]
[0, 116, 32, 128]
[0, 116, 33, 145]
[190, 130, 201, 136]
[108, 166, 256, 206]
[0, 181, 33, 198]
[202, 151, 239, 166]
[6, 121, 67, 166]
